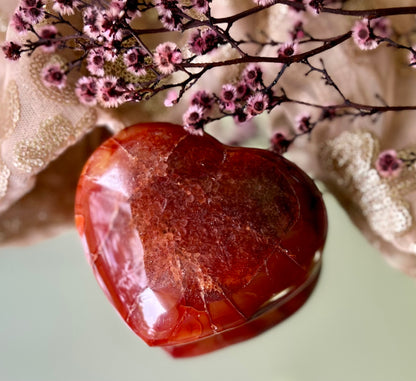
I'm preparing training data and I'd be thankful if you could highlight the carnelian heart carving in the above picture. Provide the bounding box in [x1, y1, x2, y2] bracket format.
[75, 122, 327, 357]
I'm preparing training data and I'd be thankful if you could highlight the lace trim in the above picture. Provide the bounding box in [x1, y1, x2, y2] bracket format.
[4, 80, 21, 138]
[0, 160, 10, 199]
[0, 11, 7, 35]
[321, 131, 416, 241]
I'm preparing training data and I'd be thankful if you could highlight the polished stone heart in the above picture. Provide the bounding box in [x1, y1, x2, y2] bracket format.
[75, 123, 327, 357]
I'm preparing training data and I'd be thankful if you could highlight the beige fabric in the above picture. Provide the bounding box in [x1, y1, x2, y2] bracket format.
[0, 2, 119, 244]
[1, 1, 416, 276]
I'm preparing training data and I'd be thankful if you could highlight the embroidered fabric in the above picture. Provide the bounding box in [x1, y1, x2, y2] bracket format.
[0, 3, 116, 243]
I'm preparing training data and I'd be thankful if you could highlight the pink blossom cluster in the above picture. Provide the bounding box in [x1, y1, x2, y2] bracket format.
[1, 41, 21, 61]
[153, 42, 183, 75]
[375, 150, 403, 178]
[156, 0, 184, 31]
[4, 0, 224, 108]
[5, 0, 194, 107]
[75, 76, 137, 108]
[41, 63, 67, 89]
[188, 29, 223, 56]
[351, 17, 392, 50]
[270, 132, 292, 154]
[183, 64, 272, 134]
[12, 0, 45, 30]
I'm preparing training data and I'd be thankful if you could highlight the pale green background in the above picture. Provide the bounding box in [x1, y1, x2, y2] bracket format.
[0, 194, 415, 381]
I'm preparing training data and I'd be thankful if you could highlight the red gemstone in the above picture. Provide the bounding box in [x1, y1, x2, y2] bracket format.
[75, 123, 327, 357]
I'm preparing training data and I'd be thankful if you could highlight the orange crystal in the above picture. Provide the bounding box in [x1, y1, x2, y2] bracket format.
[75, 123, 327, 357]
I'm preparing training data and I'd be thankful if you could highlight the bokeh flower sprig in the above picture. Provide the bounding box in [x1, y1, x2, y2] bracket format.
[3, 0, 416, 164]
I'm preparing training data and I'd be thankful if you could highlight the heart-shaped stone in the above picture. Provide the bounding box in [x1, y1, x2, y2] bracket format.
[75, 123, 327, 357]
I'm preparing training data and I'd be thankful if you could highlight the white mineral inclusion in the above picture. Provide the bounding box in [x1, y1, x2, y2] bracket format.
[136, 287, 167, 332]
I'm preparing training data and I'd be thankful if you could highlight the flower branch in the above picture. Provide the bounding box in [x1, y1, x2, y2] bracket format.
[3, 0, 416, 152]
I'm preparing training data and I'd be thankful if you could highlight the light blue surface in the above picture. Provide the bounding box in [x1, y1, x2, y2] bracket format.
[0, 194, 415, 381]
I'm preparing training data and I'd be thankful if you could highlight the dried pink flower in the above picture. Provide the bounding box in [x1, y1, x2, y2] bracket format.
[233, 109, 250, 124]
[375, 150, 403, 178]
[2, 41, 22, 61]
[52, 0, 82, 16]
[97, 76, 126, 108]
[371, 17, 392, 39]
[188, 29, 221, 55]
[295, 113, 312, 133]
[75, 77, 98, 106]
[242, 64, 263, 90]
[191, 90, 215, 110]
[277, 42, 298, 58]
[155, 0, 183, 31]
[153, 42, 182, 75]
[87, 48, 106, 77]
[188, 30, 206, 55]
[123, 47, 148, 77]
[270, 131, 291, 154]
[164, 90, 178, 107]
[10, 10, 31, 34]
[97, 8, 125, 41]
[83, 7, 101, 39]
[192, 0, 210, 14]
[408, 47, 416, 68]
[41, 63, 67, 89]
[289, 21, 305, 41]
[220, 84, 237, 103]
[38, 25, 59, 53]
[20, 0, 45, 23]
[219, 84, 237, 112]
[183, 104, 205, 135]
[101, 42, 120, 63]
[236, 81, 251, 100]
[110, 0, 142, 20]
[201, 29, 221, 53]
[246, 92, 269, 116]
[352, 19, 378, 51]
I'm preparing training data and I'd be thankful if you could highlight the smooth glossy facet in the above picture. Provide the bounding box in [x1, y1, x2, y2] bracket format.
[75, 123, 327, 357]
